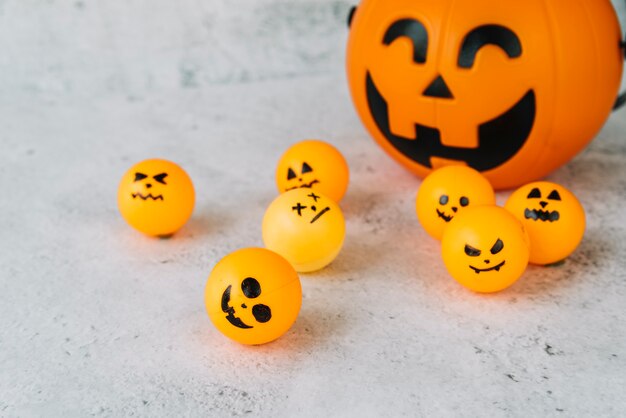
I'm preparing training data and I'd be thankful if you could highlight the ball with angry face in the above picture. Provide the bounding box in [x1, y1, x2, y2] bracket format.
[441, 205, 530, 293]
[117, 159, 195, 237]
[505, 181, 585, 265]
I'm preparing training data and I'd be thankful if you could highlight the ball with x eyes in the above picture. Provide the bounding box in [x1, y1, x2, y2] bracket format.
[505, 181, 585, 265]
[205, 248, 302, 345]
[441, 205, 530, 293]
[275, 140, 350, 202]
[416, 165, 495, 240]
[262, 188, 345, 272]
[117, 159, 195, 237]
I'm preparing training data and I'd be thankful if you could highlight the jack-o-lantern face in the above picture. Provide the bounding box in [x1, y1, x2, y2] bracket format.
[276, 140, 350, 202]
[117, 159, 195, 237]
[287, 162, 317, 188]
[442, 206, 530, 293]
[505, 181, 585, 265]
[205, 248, 302, 345]
[347, 0, 623, 189]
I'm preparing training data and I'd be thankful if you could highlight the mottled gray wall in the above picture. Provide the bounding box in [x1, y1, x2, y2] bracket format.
[0, 0, 352, 96]
[0, 0, 623, 96]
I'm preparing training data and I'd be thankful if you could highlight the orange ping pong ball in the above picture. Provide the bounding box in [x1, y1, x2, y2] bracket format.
[276, 140, 350, 202]
[262, 188, 345, 273]
[505, 181, 585, 265]
[117, 159, 195, 237]
[416, 166, 495, 240]
[441, 206, 530, 293]
[205, 248, 302, 345]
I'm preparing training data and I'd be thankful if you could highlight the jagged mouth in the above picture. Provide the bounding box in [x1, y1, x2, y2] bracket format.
[221, 285, 253, 329]
[436, 209, 453, 222]
[132, 193, 164, 201]
[469, 260, 506, 274]
[525, 208, 560, 222]
[365, 72, 536, 171]
[286, 179, 320, 191]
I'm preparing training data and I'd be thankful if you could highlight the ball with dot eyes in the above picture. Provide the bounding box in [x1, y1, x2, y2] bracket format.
[275, 140, 350, 202]
[205, 248, 302, 345]
[416, 165, 495, 240]
[262, 188, 345, 272]
[504, 181, 585, 265]
[117, 159, 195, 237]
[441, 205, 530, 293]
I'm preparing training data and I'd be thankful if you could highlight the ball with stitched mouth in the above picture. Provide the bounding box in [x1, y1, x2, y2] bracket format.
[117, 159, 195, 237]
[205, 248, 302, 345]
[504, 181, 585, 265]
[275, 140, 350, 202]
[441, 205, 529, 293]
[416, 165, 495, 240]
[262, 188, 345, 272]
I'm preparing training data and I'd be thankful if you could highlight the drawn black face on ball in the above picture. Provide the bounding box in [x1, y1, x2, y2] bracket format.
[131, 172, 168, 201]
[436, 194, 470, 223]
[286, 162, 320, 191]
[466, 238, 506, 274]
[524, 187, 561, 222]
[291, 192, 331, 224]
[221, 277, 272, 329]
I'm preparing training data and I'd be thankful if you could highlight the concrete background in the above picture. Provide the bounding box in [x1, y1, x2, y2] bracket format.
[1, 0, 625, 416]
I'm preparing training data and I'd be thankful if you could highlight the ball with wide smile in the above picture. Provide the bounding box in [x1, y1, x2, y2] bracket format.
[441, 205, 530, 293]
[416, 165, 495, 240]
[205, 248, 302, 345]
[275, 140, 350, 202]
[117, 159, 195, 237]
[262, 188, 345, 272]
[505, 181, 585, 265]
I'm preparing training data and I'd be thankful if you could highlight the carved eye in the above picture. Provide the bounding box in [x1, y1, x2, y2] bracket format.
[301, 162, 313, 174]
[460, 197, 469, 207]
[134, 172, 148, 182]
[527, 188, 541, 199]
[490, 238, 504, 255]
[458, 25, 522, 69]
[547, 190, 561, 201]
[383, 18, 429, 64]
[439, 195, 449, 205]
[287, 168, 297, 180]
[465, 244, 481, 257]
[153, 173, 168, 185]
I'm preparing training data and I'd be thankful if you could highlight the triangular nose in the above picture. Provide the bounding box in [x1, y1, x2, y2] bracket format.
[423, 75, 453, 99]
[540, 201, 548, 208]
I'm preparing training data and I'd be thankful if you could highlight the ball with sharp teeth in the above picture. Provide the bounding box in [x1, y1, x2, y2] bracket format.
[441, 205, 530, 293]
[262, 188, 345, 272]
[275, 140, 350, 202]
[117, 159, 195, 237]
[504, 181, 585, 265]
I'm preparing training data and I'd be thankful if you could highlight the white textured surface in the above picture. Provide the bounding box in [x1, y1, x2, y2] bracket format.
[1, 1, 626, 416]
